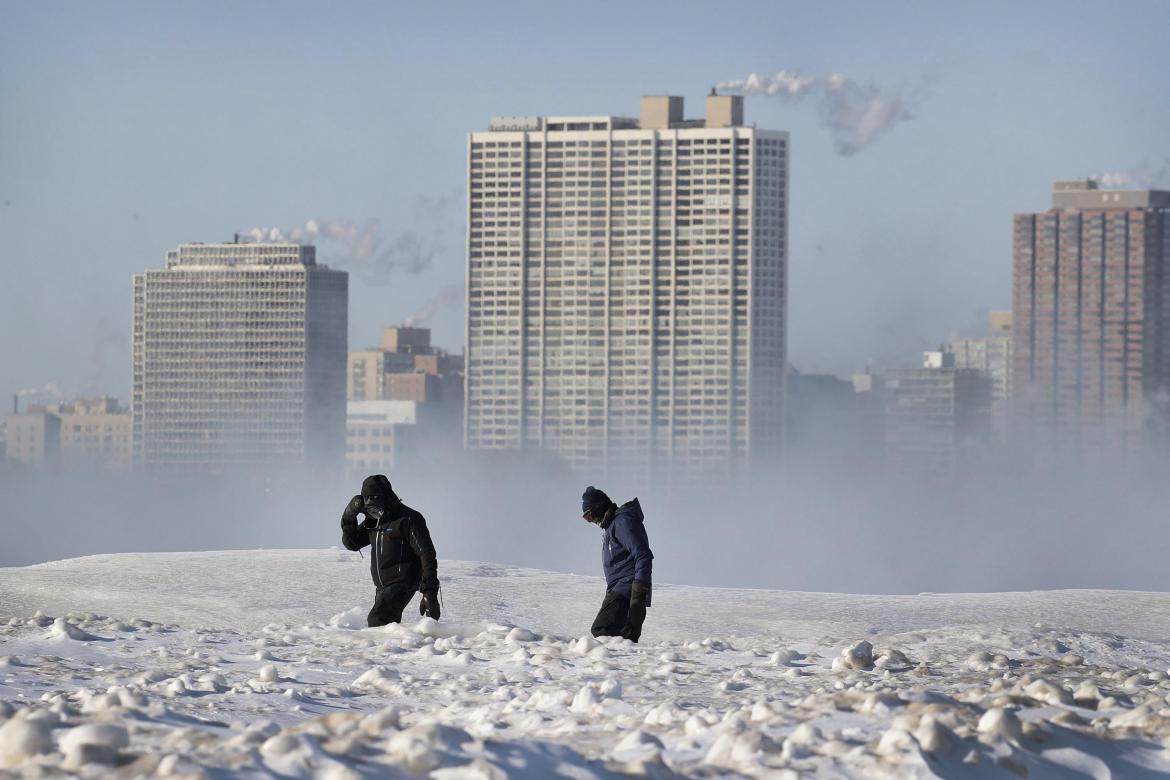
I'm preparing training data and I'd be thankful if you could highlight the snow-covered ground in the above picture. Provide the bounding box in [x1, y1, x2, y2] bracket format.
[2, 550, 1170, 778]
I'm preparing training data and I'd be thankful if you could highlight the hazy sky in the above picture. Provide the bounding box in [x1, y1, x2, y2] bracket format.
[2, 1, 1168, 407]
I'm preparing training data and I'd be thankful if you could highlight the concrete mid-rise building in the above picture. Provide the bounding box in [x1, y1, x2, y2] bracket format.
[466, 93, 788, 477]
[49, 397, 132, 471]
[345, 326, 464, 479]
[346, 399, 460, 478]
[884, 351, 993, 470]
[133, 241, 348, 472]
[4, 410, 61, 468]
[3, 396, 131, 471]
[1012, 180, 1170, 452]
[949, 311, 1013, 403]
[347, 327, 464, 404]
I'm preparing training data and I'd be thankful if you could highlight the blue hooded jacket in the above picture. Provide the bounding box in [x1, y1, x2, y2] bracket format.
[600, 499, 653, 597]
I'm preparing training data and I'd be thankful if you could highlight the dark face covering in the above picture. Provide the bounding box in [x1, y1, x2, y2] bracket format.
[360, 474, 395, 525]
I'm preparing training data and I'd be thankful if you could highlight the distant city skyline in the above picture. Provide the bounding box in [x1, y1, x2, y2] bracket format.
[2, 1, 1169, 408]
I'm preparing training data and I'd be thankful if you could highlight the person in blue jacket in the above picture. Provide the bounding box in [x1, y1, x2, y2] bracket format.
[581, 485, 653, 642]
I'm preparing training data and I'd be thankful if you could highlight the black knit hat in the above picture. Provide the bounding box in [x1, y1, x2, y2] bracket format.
[582, 485, 612, 516]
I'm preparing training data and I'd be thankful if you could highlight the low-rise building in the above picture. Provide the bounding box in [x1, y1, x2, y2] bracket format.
[4, 396, 131, 471]
[347, 327, 464, 404]
[949, 311, 1012, 402]
[345, 399, 460, 478]
[5, 410, 61, 468]
[884, 352, 992, 471]
[344, 326, 464, 479]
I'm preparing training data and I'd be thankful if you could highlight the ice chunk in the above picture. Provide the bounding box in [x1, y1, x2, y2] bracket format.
[59, 722, 129, 752]
[612, 729, 663, 762]
[260, 733, 304, 756]
[1112, 705, 1154, 729]
[386, 722, 471, 773]
[977, 707, 1022, 741]
[915, 715, 951, 754]
[768, 649, 801, 667]
[360, 706, 401, 736]
[876, 727, 915, 756]
[48, 617, 102, 641]
[353, 666, 399, 690]
[572, 635, 601, 654]
[505, 627, 536, 644]
[328, 607, 367, 630]
[0, 716, 52, 768]
[1024, 678, 1073, 706]
[644, 703, 684, 726]
[833, 640, 873, 671]
[570, 684, 600, 714]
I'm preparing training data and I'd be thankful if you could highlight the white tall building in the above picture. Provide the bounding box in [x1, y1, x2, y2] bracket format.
[133, 242, 348, 472]
[466, 94, 788, 477]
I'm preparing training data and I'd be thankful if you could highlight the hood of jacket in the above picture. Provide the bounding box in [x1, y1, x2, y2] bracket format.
[601, 498, 643, 529]
[361, 474, 400, 510]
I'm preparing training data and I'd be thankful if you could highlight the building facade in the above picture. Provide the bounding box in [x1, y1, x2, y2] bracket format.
[345, 399, 459, 478]
[465, 94, 788, 477]
[345, 326, 464, 479]
[950, 311, 1013, 402]
[1012, 180, 1170, 452]
[347, 327, 462, 404]
[4, 410, 61, 468]
[133, 242, 348, 472]
[884, 351, 993, 470]
[52, 397, 132, 471]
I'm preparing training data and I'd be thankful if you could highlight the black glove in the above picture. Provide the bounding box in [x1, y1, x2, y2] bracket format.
[341, 495, 364, 527]
[419, 590, 441, 620]
[622, 580, 650, 643]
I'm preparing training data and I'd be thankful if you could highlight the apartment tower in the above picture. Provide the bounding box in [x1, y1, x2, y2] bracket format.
[466, 94, 788, 476]
[133, 242, 348, 471]
[1012, 180, 1170, 453]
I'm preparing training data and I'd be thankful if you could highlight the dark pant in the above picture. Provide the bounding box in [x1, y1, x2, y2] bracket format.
[590, 590, 629, 638]
[368, 582, 418, 627]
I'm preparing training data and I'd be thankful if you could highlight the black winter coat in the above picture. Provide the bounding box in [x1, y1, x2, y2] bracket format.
[341, 498, 439, 593]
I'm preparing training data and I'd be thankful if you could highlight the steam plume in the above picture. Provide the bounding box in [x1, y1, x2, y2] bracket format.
[404, 284, 462, 328]
[241, 195, 457, 286]
[717, 70, 913, 156]
[1095, 157, 1170, 189]
[16, 381, 63, 398]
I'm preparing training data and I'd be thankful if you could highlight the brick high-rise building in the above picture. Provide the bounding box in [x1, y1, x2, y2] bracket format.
[465, 94, 788, 477]
[133, 242, 348, 472]
[1012, 180, 1170, 452]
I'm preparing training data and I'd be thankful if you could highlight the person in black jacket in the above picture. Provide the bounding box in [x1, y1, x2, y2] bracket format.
[341, 474, 441, 627]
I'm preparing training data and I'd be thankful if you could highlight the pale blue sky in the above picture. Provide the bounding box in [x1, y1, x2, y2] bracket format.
[2, 1, 1168, 405]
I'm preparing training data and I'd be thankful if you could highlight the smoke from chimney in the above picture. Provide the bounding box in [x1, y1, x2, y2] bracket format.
[717, 70, 914, 156]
